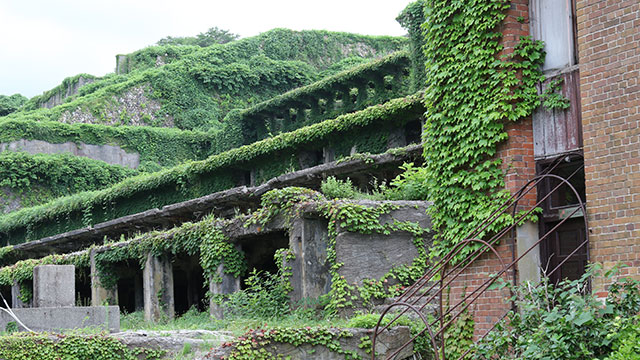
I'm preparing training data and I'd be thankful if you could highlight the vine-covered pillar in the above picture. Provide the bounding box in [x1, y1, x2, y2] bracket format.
[90, 249, 117, 306]
[143, 253, 174, 322]
[355, 82, 369, 108]
[209, 263, 241, 319]
[340, 87, 354, 112]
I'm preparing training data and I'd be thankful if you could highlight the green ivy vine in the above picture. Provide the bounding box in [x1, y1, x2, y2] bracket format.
[417, 0, 546, 262]
[0, 333, 165, 360]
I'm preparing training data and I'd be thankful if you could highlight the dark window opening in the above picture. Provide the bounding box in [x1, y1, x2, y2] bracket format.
[75, 267, 92, 307]
[538, 158, 586, 214]
[404, 119, 423, 145]
[115, 260, 143, 314]
[239, 231, 289, 289]
[172, 254, 207, 316]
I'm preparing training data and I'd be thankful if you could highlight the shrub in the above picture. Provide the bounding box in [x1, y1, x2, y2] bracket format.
[475, 265, 640, 360]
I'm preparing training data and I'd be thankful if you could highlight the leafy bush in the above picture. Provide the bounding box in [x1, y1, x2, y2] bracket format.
[604, 318, 640, 360]
[157, 26, 239, 47]
[320, 176, 387, 200]
[0, 94, 28, 116]
[221, 269, 290, 320]
[475, 265, 640, 360]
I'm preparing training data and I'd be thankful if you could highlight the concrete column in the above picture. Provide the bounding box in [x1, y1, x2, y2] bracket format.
[209, 263, 241, 320]
[288, 218, 331, 305]
[33, 265, 75, 307]
[517, 221, 542, 284]
[90, 249, 117, 306]
[11, 281, 31, 308]
[143, 253, 174, 322]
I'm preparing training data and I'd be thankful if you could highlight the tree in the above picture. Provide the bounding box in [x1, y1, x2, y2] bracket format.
[0, 94, 28, 117]
[157, 27, 239, 47]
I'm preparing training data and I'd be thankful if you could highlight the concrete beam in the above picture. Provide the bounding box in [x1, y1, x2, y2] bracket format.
[143, 253, 174, 322]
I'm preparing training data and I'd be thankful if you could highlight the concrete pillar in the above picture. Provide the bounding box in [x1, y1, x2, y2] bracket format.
[288, 218, 331, 305]
[11, 281, 31, 308]
[33, 265, 75, 307]
[90, 249, 117, 306]
[143, 253, 174, 322]
[209, 263, 241, 320]
[517, 221, 542, 284]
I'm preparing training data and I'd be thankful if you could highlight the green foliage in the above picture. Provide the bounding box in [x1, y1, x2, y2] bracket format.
[221, 269, 290, 320]
[541, 77, 571, 110]
[0, 94, 28, 117]
[321, 177, 361, 199]
[347, 313, 432, 357]
[397, 0, 428, 92]
[475, 265, 640, 359]
[0, 152, 137, 210]
[319, 200, 428, 314]
[0, 333, 164, 360]
[6, 29, 406, 132]
[604, 317, 640, 360]
[89, 215, 246, 290]
[0, 94, 423, 245]
[0, 252, 88, 288]
[229, 51, 412, 142]
[157, 26, 239, 47]
[416, 0, 546, 263]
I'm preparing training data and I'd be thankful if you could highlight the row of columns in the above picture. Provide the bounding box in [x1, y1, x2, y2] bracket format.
[89, 250, 240, 322]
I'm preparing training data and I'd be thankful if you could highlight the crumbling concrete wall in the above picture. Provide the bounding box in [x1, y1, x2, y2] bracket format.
[0, 139, 140, 168]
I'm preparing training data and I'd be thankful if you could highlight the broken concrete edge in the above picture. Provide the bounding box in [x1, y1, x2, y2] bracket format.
[10, 144, 423, 259]
[0, 305, 120, 333]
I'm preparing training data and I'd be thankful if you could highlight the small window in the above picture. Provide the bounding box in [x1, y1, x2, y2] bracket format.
[530, 0, 578, 71]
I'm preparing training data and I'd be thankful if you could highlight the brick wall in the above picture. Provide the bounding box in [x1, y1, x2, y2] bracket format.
[447, 0, 536, 338]
[576, 0, 640, 295]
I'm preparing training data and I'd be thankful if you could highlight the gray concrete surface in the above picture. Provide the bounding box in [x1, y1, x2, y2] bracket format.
[33, 265, 75, 307]
[0, 306, 120, 332]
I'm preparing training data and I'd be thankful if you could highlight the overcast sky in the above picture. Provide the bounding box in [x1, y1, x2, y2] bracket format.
[0, 0, 413, 98]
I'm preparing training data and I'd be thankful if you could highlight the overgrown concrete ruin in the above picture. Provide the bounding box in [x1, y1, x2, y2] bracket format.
[0, 0, 637, 358]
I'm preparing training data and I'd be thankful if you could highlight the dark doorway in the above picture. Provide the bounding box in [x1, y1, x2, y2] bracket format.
[239, 231, 289, 288]
[75, 267, 92, 307]
[172, 254, 207, 315]
[541, 218, 588, 284]
[537, 155, 588, 284]
[114, 260, 143, 314]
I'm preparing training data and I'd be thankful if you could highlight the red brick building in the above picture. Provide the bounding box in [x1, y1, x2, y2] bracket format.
[446, 0, 639, 335]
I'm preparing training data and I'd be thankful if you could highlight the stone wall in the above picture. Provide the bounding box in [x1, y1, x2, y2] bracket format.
[58, 85, 172, 127]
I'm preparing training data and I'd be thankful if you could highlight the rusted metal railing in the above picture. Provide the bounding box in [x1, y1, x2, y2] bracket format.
[372, 153, 588, 359]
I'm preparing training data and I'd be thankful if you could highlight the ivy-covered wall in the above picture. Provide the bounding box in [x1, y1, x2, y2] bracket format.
[0, 95, 425, 245]
[0, 118, 214, 169]
[0, 152, 138, 213]
[4, 29, 407, 132]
